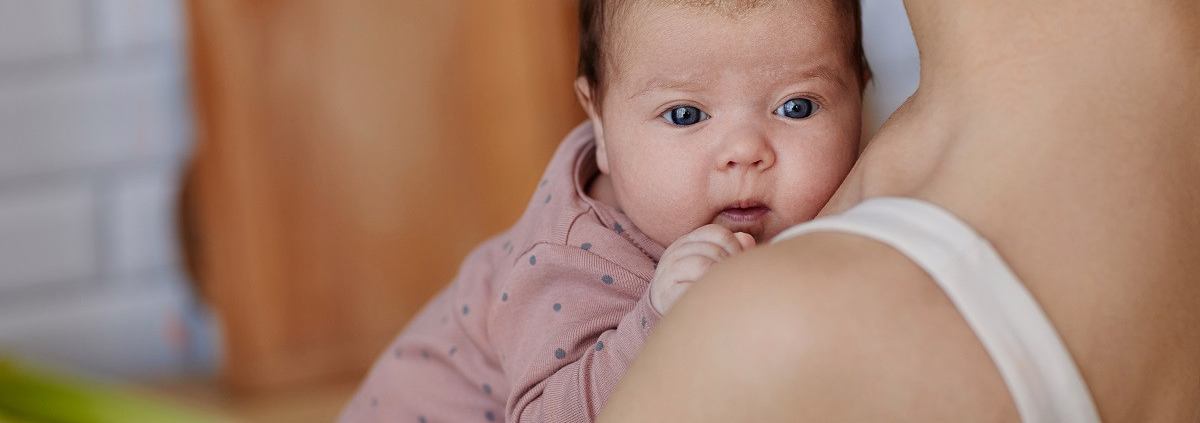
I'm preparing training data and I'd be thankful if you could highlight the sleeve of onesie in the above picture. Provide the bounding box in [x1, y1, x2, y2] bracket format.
[487, 242, 665, 423]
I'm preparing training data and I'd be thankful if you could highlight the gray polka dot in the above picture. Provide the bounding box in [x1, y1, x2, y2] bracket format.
[486, 411, 496, 421]
[441, 316, 448, 324]
[555, 348, 566, 359]
[419, 416, 427, 423]
[462, 305, 470, 315]
[544, 194, 552, 204]
[641, 316, 647, 328]
[595, 341, 604, 351]
[553, 303, 561, 312]
[421, 350, 430, 359]
[370, 397, 378, 407]
[613, 222, 624, 233]
[501, 292, 508, 302]
[449, 346, 457, 356]
[602, 275, 613, 285]
[540, 179, 548, 187]
[580, 243, 592, 250]
[482, 383, 492, 395]
[529, 255, 537, 265]
[393, 348, 403, 358]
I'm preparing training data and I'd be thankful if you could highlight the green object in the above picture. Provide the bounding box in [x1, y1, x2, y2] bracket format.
[0, 359, 231, 423]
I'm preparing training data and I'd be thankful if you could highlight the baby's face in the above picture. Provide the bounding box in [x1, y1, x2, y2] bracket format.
[585, 1, 862, 246]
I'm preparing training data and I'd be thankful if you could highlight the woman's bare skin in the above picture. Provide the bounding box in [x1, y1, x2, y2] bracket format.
[597, 1, 1200, 421]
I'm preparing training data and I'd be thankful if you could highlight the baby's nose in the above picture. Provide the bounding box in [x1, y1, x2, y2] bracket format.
[717, 129, 775, 171]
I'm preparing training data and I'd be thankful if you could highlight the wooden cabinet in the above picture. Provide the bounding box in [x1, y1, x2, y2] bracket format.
[184, 0, 584, 394]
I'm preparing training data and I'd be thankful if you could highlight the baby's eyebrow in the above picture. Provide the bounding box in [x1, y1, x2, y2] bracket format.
[628, 65, 847, 100]
[763, 65, 848, 90]
[628, 77, 710, 100]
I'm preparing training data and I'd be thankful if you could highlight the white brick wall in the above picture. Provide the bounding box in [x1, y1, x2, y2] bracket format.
[0, 181, 96, 290]
[0, 60, 188, 180]
[106, 166, 181, 276]
[0, 0, 86, 64]
[0, 273, 220, 377]
[93, 0, 184, 53]
[0, 0, 217, 379]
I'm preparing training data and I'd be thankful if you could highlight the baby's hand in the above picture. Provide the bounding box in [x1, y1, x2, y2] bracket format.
[650, 224, 756, 315]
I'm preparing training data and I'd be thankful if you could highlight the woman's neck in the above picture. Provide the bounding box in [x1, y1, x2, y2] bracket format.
[828, 0, 1200, 263]
[862, 0, 1200, 285]
[905, 0, 1200, 120]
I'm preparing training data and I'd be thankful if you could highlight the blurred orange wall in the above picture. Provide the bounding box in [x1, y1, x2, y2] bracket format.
[185, 0, 584, 393]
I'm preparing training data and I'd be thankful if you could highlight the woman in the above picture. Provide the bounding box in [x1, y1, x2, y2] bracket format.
[597, 0, 1200, 422]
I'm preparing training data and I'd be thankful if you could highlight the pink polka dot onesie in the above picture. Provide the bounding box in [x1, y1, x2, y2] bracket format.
[338, 122, 667, 423]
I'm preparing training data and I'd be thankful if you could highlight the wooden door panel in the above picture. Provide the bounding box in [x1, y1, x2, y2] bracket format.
[186, 0, 583, 393]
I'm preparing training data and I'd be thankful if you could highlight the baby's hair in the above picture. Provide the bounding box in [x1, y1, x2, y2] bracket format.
[578, 0, 871, 111]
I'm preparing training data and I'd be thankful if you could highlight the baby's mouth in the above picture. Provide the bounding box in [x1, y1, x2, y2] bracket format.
[718, 205, 770, 222]
[712, 199, 773, 243]
[715, 200, 771, 230]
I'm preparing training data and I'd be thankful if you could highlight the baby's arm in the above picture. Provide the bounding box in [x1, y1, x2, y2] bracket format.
[488, 242, 668, 422]
[489, 227, 753, 422]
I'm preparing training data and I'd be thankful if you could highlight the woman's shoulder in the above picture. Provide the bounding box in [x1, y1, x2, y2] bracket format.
[599, 231, 1018, 422]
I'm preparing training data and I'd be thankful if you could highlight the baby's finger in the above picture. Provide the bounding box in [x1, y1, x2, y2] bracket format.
[734, 232, 756, 250]
[661, 240, 732, 265]
[674, 224, 746, 256]
[665, 254, 719, 284]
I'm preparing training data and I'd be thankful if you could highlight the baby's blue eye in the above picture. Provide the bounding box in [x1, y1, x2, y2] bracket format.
[775, 98, 816, 119]
[662, 106, 709, 126]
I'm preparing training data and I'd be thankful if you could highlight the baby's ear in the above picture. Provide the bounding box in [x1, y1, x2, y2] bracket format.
[574, 76, 599, 119]
[574, 77, 610, 174]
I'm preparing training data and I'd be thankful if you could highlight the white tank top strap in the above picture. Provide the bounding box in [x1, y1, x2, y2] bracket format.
[773, 197, 1101, 423]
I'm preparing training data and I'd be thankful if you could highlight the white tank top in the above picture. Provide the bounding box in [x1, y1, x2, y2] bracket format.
[773, 197, 1102, 423]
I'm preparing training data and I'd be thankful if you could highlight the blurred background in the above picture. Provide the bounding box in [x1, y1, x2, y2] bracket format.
[0, 0, 917, 421]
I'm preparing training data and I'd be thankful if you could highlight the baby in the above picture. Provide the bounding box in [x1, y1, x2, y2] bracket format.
[339, 0, 869, 421]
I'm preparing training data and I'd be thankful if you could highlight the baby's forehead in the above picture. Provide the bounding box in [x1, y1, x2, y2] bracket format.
[604, 1, 852, 71]
[594, 0, 859, 107]
[607, 0, 848, 47]
[613, 0, 840, 23]
[652, 0, 776, 17]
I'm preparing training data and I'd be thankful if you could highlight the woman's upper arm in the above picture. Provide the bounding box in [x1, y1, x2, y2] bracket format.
[596, 232, 1018, 422]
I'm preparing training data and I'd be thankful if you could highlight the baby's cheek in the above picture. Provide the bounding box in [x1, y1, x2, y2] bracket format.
[645, 222, 689, 250]
[763, 218, 799, 243]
